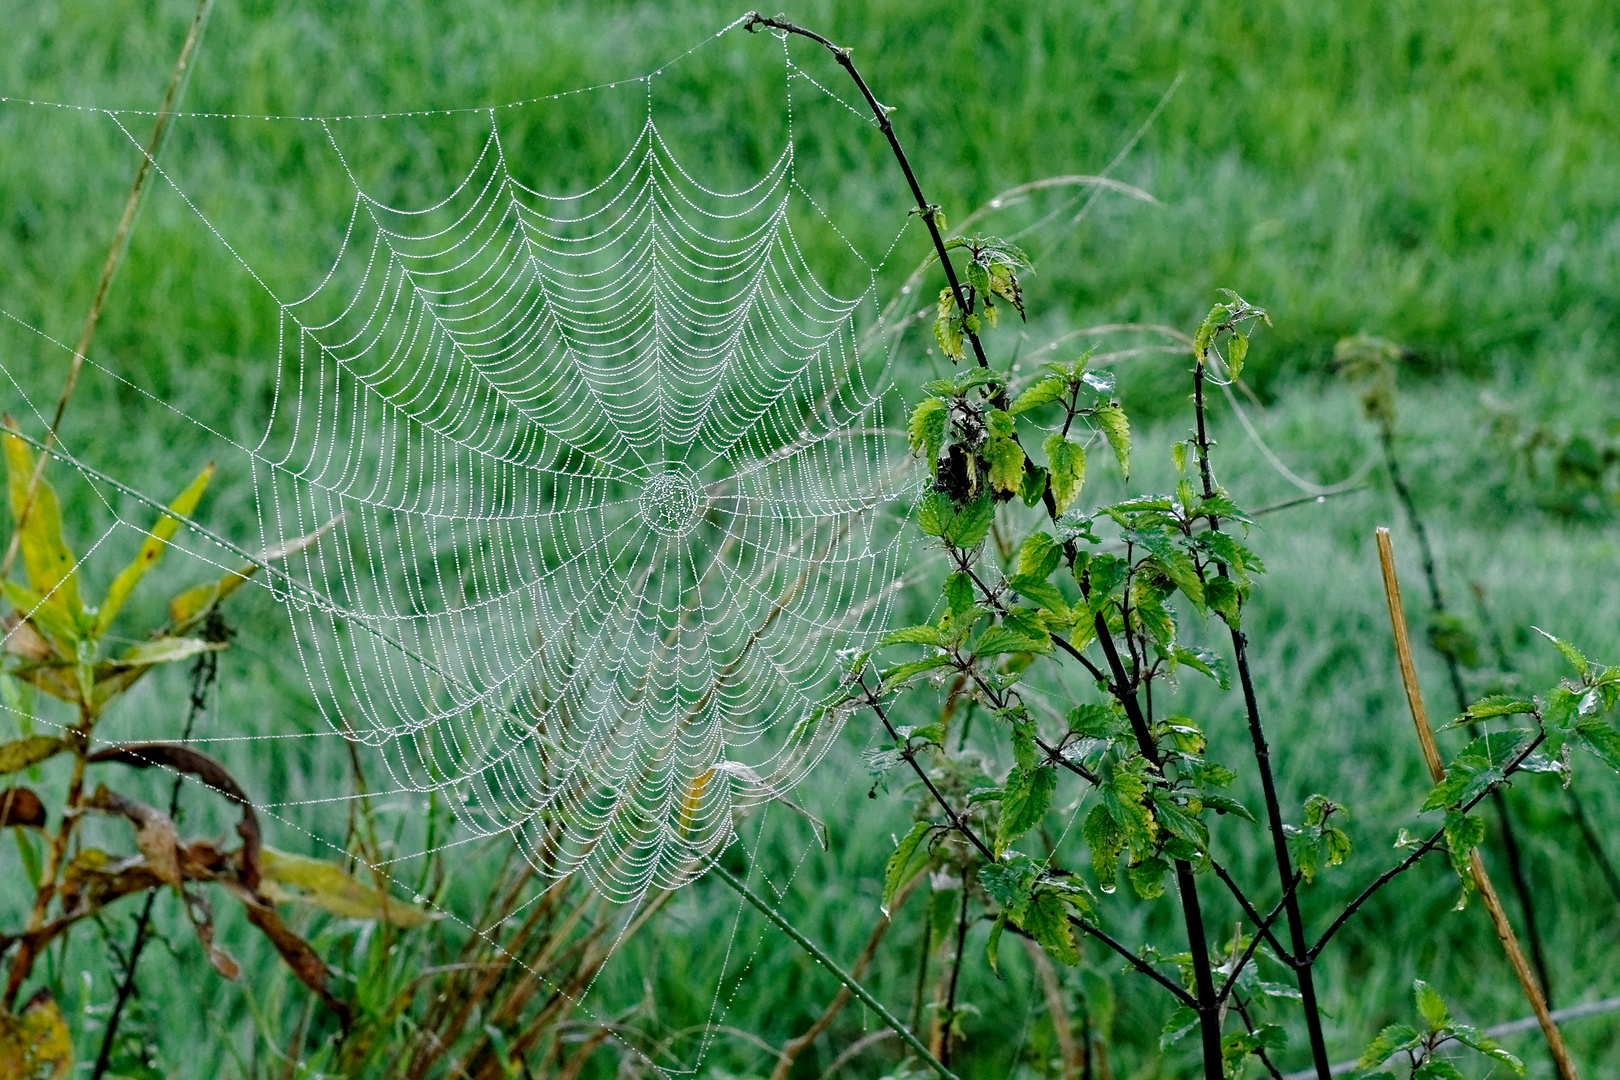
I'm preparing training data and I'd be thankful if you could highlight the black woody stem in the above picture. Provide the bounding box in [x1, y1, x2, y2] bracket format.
[1192, 358, 1333, 1080]
[743, 13, 990, 370]
[1083, 602, 1223, 1077]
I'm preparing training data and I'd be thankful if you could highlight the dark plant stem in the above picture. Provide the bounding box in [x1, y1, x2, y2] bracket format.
[1085, 603, 1223, 1077]
[1311, 731, 1547, 957]
[1472, 581, 1620, 907]
[706, 858, 960, 1080]
[1379, 425, 1554, 1000]
[941, 884, 970, 1067]
[742, 15, 990, 368]
[1191, 360, 1332, 1079]
[90, 626, 222, 1080]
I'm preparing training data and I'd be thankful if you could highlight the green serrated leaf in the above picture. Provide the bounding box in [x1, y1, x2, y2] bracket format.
[879, 655, 954, 694]
[944, 572, 975, 620]
[1463, 695, 1538, 721]
[1092, 402, 1131, 479]
[1152, 798, 1207, 853]
[1356, 1023, 1422, 1068]
[1021, 889, 1079, 965]
[1448, 1026, 1526, 1073]
[1534, 627, 1589, 677]
[918, 490, 950, 537]
[1084, 804, 1123, 893]
[973, 623, 1051, 658]
[1043, 434, 1086, 514]
[1126, 856, 1168, 899]
[967, 260, 991, 295]
[1007, 573, 1067, 617]
[1016, 532, 1061, 579]
[1201, 793, 1257, 823]
[946, 492, 994, 549]
[1413, 979, 1449, 1030]
[1067, 703, 1119, 738]
[1010, 375, 1066, 415]
[1422, 730, 1533, 810]
[908, 397, 947, 464]
[986, 911, 1008, 978]
[881, 625, 951, 649]
[1020, 463, 1049, 507]
[998, 762, 1055, 855]
[981, 853, 1038, 918]
[883, 822, 932, 915]
[1159, 1006, 1199, 1049]
[1575, 720, 1620, 772]
[1442, 810, 1486, 883]
[1173, 647, 1230, 689]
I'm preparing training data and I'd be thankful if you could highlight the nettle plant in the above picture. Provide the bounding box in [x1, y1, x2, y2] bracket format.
[834, 247, 1620, 1077]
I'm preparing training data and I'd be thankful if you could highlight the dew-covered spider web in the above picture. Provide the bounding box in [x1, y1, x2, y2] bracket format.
[262, 113, 910, 902]
[0, 20, 923, 909]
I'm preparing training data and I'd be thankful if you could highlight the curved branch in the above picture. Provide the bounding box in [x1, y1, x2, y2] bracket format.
[744, 13, 991, 370]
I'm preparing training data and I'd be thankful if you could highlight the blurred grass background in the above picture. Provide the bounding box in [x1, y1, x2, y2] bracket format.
[2, 0, 1619, 1077]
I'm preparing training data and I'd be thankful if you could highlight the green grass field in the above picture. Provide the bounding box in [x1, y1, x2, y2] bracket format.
[2, 1, 1619, 1077]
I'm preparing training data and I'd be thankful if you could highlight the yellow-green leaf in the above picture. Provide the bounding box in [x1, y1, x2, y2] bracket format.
[986, 436, 1025, 494]
[96, 463, 214, 637]
[0, 735, 64, 775]
[0, 991, 72, 1080]
[1043, 434, 1086, 514]
[108, 636, 227, 670]
[908, 397, 947, 463]
[169, 515, 340, 634]
[258, 845, 436, 927]
[2, 581, 80, 653]
[1093, 402, 1131, 480]
[2, 420, 80, 623]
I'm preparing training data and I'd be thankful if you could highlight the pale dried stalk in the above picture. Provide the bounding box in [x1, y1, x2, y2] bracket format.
[1375, 526, 1579, 1080]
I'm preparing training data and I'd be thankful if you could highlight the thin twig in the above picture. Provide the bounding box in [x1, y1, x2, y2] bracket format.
[1379, 424, 1554, 997]
[90, 633, 221, 1080]
[705, 857, 960, 1080]
[1, 0, 215, 581]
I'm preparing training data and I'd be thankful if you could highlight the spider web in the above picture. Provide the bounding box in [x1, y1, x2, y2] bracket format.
[245, 110, 911, 901]
[0, 17, 948, 1074]
[0, 22, 915, 915]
